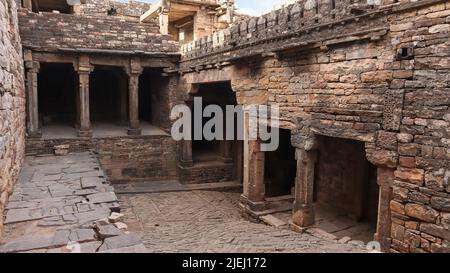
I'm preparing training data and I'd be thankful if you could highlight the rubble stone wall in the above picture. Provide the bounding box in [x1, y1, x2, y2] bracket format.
[18, 9, 178, 53]
[180, 0, 450, 252]
[79, 0, 151, 22]
[97, 136, 178, 183]
[25, 135, 178, 183]
[387, 2, 450, 253]
[0, 0, 26, 236]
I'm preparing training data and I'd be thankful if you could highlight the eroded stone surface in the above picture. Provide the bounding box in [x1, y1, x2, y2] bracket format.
[0, 153, 145, 253]
[118, 191, 366, 253]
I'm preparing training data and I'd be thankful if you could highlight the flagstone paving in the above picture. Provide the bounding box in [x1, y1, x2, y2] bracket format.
[1, 152, 366, 253]
[0, 152, 146, 253]
[118, 191, 367, 253]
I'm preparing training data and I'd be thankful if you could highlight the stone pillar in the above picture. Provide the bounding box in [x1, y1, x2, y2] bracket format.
[180, 139, 193, 167]
[374, 167, 394, 252]
[292, 148, 317, 229]
[23, 0, 32, 10]
[240, 109, 266, 219]
[126, 58, 142, 135]
[25, 61, 40, 138]
[77, 55, 92, 137]
[246, 139, 265, 203]
[159, 11, 169, 35]
[180, 101, 193, 167]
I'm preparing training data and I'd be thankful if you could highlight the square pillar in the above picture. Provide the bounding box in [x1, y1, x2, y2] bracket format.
[180, 139, 193, 167]
[77, 55, 92, 137]
[25, 61, 41, 138]
[126, 58, 142, 136]
[159, 11, 169, 35]
[374, 167, 394, 252]
[23, 0, 32, 10]
[240, 138, 266, 219]
[292, 148, 317, 228]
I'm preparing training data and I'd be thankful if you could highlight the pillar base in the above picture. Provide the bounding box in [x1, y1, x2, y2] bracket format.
[239, 194, 267, 222]
[127, 128, 141, 136]
[179, 159, 194, 167]
[374, 232, 392, 253]
[289, 221, 309, 233]
[78, 129, 93, 138]
[292, 204, 315, 228]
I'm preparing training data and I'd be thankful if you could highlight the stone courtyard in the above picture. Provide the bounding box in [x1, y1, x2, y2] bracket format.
[0, 153, 365, 253]
[1, 0, 450, 254]
[119, 191, 366, 253]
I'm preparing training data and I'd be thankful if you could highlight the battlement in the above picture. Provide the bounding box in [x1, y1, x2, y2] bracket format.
[180, 0, 421, 58]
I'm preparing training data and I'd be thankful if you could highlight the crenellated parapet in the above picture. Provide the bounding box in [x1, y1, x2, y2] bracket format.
[179, 0, 445, 68]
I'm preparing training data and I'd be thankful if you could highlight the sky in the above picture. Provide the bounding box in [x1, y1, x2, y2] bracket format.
[135, 0, 289, 16]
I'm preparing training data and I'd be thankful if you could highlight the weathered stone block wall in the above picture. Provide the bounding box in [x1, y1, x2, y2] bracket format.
[0, 0, 26, 235]
[315, 136, 378, 221]
[97, 136, 178, 183]
[387, 2, 450, 253]
[180, 0, 450, 253]
[18, 9, 178, 53]
[178, 162, 234, 184]
[25, 135, 178, 184]
[79, 0, 151, 22]
[151, 75, 183, 131]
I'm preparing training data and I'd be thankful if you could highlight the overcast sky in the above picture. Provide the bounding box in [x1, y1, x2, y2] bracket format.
[136, 0, 288, 16]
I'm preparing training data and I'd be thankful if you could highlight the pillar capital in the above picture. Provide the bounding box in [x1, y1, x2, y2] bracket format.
[76, 55, 93, 74]
[126, 58, 143, 76]
[25, 61, 40, 73]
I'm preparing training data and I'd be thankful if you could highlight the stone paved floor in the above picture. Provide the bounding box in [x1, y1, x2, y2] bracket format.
[0, 152, 146, 253]
[1, 152, 367, 253]
[118, 191, 367, 253]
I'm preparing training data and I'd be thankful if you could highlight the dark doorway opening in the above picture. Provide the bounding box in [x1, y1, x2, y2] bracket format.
[264, 128, 297, 197]
[90, 66, 127, 125]
[313, 135, 379, 242]
[191, 82, 238, 163]
[38, 63, 77, 127]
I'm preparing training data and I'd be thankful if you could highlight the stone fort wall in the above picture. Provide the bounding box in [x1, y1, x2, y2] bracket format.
[0, 0, 26, 236]
[180, 0, 450, 252]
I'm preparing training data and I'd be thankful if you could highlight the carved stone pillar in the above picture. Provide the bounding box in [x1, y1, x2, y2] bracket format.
[240, 110, 266, 219]
[159, 11, 169, 35]
[126, 58, 142, 135]
[374, 167, 394, 252]
[25, 61, 41, 138]
[292, 148, 317, 229]
[179, 101, 193, 167]
[77, 55, 92, 137]
[23, 0, 32, 10]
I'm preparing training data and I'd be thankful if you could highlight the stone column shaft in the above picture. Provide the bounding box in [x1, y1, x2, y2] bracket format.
[77, 55, 92, 137]
[292, 148, 317, 228]
[78, 71, 92, 137]
[127, 73, 141, 135]
[25, 61, 40, 137]
[375, 167, 394, 252]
